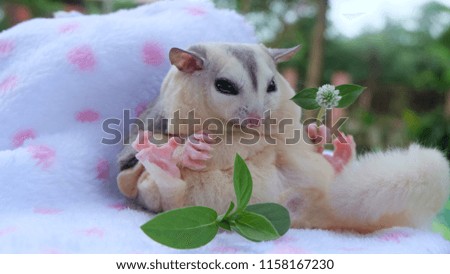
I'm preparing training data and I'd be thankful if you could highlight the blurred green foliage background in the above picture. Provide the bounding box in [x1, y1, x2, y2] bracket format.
[1, 0, 449, 240]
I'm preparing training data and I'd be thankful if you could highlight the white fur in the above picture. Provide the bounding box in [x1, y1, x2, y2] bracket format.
[1, 0, 447, 253]
[330, 145, 450, 229]
[120, 41, 450, 233]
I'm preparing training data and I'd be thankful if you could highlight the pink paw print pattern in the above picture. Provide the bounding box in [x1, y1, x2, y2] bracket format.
[0, 226, 17, 237]
[378, 231, 410, 243]
[59, 23, 80, 34]
[28, 145, 56, 170]
[0, 39, 14, 57]
[185, 6, 207, 16]
[142, 42, 164, 66]
[96, 159, 110, 181]
[75, 109, 100, 123]
[307, 124, 355, 173]
[0, 75, 18, 94]
[12, 128, 36, 148]
[271, 245, 309, 254]
[78, 227, 105, 238]
[33, 208, 63, 215]
[271, 236, 309, 254]
[108, 202, 128, 211]
[67, 45, 96, 71]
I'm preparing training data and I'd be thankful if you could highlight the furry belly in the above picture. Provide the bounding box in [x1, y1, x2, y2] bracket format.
[181, 160, 285, 214]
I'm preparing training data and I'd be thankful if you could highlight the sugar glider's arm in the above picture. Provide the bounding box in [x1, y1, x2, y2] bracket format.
[275, 125, 357, 228]
[307, 124, 356, 173]
[117, 130, 213, 211]
[117, 98, 167, 172]
[274, 138, 337, 228]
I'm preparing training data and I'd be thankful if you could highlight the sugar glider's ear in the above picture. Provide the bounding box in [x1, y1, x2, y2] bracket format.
[265, 45, 301, 63]
[169, 48, 204, 73]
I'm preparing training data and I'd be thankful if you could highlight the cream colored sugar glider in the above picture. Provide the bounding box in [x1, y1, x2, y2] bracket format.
[117, 43, 450, 233]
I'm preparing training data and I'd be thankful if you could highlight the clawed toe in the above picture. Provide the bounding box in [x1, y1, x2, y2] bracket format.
[308, 124, 327, 153]
[308, 125, 357, 174]
[133, 133, 181, 178]
[180, 131, 213, 170]
[185, 144, 211, 161]
[132, 131, 154, 152]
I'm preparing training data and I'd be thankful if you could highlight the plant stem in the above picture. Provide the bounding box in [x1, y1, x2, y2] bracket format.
[316, 107, 326, 125]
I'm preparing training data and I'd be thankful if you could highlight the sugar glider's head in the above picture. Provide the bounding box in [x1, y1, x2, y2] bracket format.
[162, 43, 300, 131]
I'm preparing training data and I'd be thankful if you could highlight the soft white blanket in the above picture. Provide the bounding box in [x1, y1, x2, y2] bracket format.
[0, 0, 448, 253]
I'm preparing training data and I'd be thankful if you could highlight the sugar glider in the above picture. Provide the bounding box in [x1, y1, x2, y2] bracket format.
[117, 43, 450, 233]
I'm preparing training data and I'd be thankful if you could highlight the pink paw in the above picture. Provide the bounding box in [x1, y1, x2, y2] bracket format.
[180, 131, 213, 170]
[132, 131, 181, 178]
[132, 130, 152, 151]
[324, 133, 355, 173]
[307, 124, 327, 153]
[307, 124, 356, 174]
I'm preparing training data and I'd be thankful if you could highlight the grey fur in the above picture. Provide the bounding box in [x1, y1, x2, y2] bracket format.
[117, 98, 168, 171]
[228, 47, 258, 91]
[188, 45, 208, 60]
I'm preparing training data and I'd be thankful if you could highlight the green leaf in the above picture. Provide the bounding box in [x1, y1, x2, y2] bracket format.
[290, 88, 320, 110]
[246, 203, 291, 236]
[218, 220, 231, 231]
[233, 154, 253, 212]
[217, 201, 235, 222]
[336, 84, 366, 108]
[141, 206, 219, 249]
[231, 211, 280, 242]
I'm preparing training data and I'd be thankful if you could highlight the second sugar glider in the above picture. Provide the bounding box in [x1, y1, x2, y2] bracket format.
[117, 43, 450, 233]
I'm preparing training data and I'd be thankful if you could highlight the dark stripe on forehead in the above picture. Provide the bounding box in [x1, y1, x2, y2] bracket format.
[228, 47, 258, 91]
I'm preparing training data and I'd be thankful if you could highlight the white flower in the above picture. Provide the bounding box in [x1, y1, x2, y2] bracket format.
[316, 84, 341, 108]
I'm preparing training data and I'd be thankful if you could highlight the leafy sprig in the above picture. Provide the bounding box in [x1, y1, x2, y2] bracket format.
[291, 84, 366, 110]
[291, 84, 365, 125]
[141, 154, 291, 249]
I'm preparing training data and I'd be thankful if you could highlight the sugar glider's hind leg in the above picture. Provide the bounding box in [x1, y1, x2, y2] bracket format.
[117, 160, 188, 212]
[329, 144, 450, 232]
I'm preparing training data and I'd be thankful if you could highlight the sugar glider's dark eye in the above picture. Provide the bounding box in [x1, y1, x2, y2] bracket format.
[267, 79, 277, 93]
[214, 78, 239, 95]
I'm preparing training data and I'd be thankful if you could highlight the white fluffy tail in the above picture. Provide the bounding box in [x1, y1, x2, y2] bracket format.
[329, 144, 450, 232]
